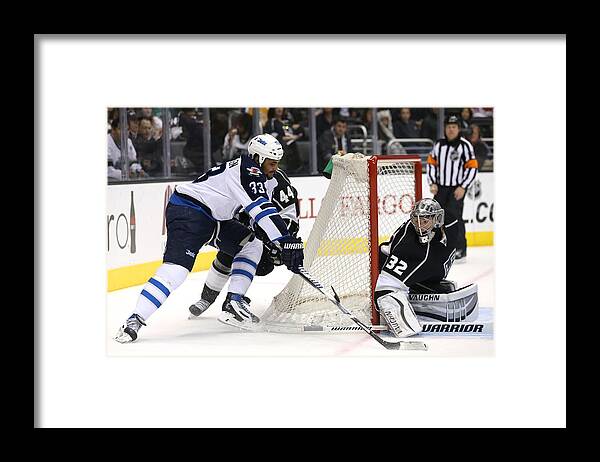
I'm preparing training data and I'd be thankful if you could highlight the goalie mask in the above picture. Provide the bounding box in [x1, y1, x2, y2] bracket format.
[248, 133, 284, 165]
[410, 198, 444, 244]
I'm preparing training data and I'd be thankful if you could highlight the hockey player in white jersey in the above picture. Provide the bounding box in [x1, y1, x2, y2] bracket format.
[114, 134, 304, 343]
[188, 167, 300, 319]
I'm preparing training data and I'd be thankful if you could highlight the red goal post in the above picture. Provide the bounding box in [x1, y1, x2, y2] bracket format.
[368, 155, 422, 325]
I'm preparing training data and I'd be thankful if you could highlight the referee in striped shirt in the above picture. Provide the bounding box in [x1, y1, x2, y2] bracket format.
[426, 114, 478, 262]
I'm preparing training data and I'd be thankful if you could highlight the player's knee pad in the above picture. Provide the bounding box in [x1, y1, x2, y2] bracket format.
[154, 263, 189, 293]
[375, 290, 422, 338]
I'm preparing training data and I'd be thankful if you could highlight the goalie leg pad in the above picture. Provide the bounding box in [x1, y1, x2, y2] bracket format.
[376, 291, 422, 338]
[409, 283, 479, 322]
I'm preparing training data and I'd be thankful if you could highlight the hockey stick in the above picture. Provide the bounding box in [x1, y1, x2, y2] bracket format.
[296, 266, 427, 351]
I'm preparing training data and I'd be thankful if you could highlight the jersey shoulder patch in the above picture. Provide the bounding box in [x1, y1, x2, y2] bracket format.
[246, 166, 262, 176]
[239, 155, 267, 181]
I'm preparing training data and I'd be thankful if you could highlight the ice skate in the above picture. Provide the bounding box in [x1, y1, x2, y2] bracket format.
[188, 298, 212, 319]
[217, 293, 260, 331]
[114, 313, 146, 343]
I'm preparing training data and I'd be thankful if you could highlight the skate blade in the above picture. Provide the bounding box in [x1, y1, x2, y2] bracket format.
[217, 313, 261, 332]
[113, 333, 134, 343]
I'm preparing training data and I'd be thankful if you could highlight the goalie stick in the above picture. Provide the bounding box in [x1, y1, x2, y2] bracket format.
[296, 266, 427, 351]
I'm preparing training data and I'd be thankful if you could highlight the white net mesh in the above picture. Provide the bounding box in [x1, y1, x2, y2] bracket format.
[262, 153, 419, 332]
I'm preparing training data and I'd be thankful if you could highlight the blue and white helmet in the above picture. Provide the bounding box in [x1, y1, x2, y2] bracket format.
[248, 133, 284, 165]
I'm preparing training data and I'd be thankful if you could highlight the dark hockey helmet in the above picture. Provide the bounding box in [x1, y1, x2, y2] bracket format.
[410, 198, 444, 244]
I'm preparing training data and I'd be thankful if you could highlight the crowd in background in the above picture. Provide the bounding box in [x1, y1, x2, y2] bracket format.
[107, 107, 494, 181]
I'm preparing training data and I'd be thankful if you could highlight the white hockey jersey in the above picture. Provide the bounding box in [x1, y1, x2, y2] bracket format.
[173, 156, 290, 243]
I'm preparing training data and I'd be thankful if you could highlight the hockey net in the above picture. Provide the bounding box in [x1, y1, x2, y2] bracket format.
[262, 153, 422, 333]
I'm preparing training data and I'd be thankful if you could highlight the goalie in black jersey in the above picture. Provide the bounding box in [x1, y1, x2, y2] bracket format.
[188, 168, 300, 319]
[374, 198, 478, 338]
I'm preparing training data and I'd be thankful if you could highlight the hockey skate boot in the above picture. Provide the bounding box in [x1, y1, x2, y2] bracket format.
[217, 292, 260, 330]
[114, 313, 146, 343]
[188, 299, 212, 319]
[188, 286, 220, 319]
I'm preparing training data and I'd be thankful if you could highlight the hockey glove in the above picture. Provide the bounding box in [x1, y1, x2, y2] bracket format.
[256, 246, 276, 276]
[279, 235, 304, 273]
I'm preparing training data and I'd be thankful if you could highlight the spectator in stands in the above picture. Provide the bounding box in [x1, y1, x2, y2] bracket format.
[316, 107, 334, 137]
[107, 118, 144, 180]
[460, 108, 473, 130]
[139, 107, 163, 140]
[346, 108, 361, 124]
[134, 117, 163, 177]
[361, 108, 373, 134]
[418, 108, 439, 142]
[264, 107, 305, 172]
[210, 109, 230, 163]
[377, 110, 396, 154]
[393, 108, 420, 139]
[359, 109, 393, 153]
[222, 112, 253, 161]
[128, 112, 139, 142]
[389, 107, 423, 154]
[288, 108, 308, 128]
[179, 108, 204, 171]
[107, 108, 119, 131]
[318, 117, 351, 172]
[469, 124, 491, 171]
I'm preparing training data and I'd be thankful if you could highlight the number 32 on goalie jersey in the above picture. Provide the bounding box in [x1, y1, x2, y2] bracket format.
[384, 255, 408, 277]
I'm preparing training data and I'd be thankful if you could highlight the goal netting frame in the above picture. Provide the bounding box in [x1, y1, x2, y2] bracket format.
[262, 153, 422, 333]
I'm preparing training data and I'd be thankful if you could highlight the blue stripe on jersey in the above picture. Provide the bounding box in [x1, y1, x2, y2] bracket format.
[141, 289, 162, 308]
[232, 257, 258, 269]
[245, 197, 268, 213]
[149, 278, 170, 297]
[255, 208, 279, 223]
[231, 269, 254, 281]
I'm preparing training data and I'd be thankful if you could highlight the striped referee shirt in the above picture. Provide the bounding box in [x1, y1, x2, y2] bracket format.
[426, 136, 478, 188]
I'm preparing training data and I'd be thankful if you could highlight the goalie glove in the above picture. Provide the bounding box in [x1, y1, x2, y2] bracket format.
[278, 235, 304, 273]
